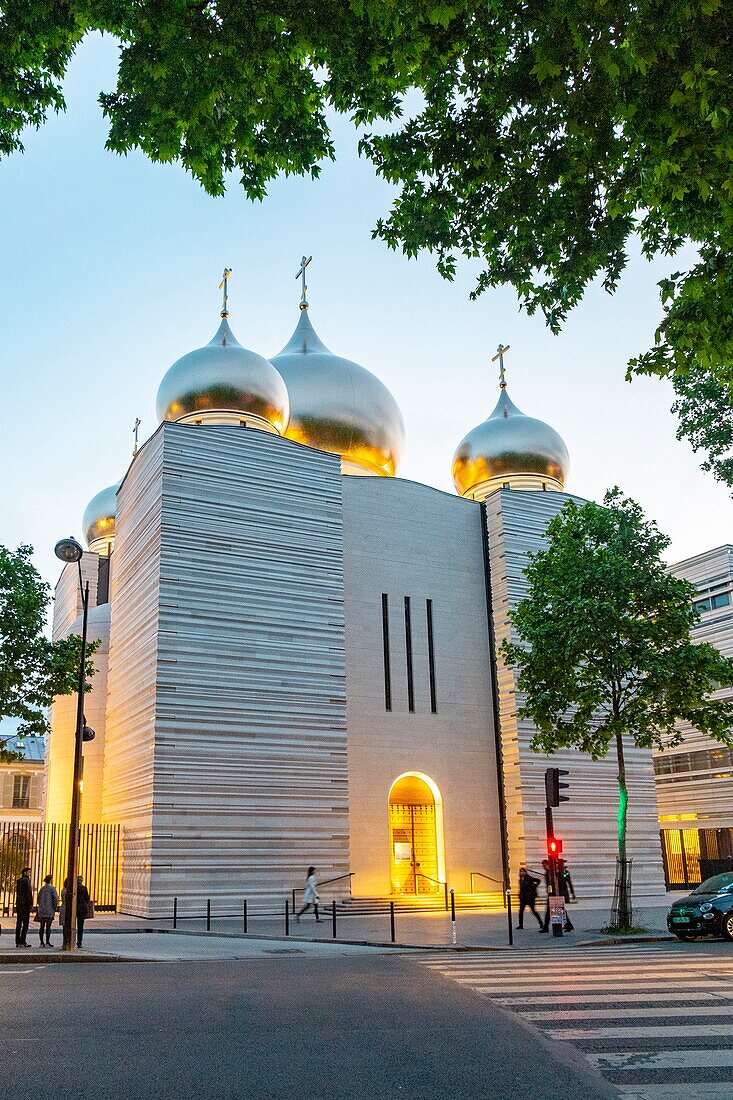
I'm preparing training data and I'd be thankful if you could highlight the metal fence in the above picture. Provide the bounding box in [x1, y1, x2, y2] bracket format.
[0, 822, 121, 914]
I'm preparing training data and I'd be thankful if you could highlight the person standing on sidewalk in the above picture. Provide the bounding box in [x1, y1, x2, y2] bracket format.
[516, 867, 543, 930]
[296, 867, 321, 923]
[36, 874, 59, 948]
[75, 876, 91, 948]
[541, 859, 574, 933]
[14, 867, 33, 947]
[559, 858, 577, 901]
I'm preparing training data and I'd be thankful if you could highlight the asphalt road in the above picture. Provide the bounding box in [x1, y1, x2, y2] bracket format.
[0, 954, 611, 1100]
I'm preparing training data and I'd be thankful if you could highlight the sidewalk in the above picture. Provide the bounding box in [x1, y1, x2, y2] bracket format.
[79, 895, 675, 951]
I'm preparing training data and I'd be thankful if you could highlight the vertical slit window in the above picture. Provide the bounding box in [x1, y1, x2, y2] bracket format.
[426, 598, 437, 713]
[404, 596, 415, 712]
[381, 593, 392, 711]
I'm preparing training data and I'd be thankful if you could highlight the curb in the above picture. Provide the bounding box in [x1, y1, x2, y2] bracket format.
[0, 952, 124, 964]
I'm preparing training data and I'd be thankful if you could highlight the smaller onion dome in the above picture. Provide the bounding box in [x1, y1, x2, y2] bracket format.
[83, 481, 121, 555]
[452, 346, 569, 501]
[156, 271, 289, 433]
[271, 303, 405, 477]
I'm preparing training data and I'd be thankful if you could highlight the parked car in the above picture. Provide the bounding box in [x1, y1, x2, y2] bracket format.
[667, 872, 733, 940]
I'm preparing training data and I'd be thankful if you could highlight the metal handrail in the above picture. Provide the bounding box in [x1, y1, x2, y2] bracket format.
[291, 871, 355, 906]
[317, 871, 356, 889]
[470, 871, 504, 894]
[415, 872, 449, 910]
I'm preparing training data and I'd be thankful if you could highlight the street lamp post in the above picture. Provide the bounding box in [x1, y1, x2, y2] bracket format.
[54, 536, 89, 952]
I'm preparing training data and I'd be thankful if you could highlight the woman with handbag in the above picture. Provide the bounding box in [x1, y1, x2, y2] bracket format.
[36, 874, 59, 948]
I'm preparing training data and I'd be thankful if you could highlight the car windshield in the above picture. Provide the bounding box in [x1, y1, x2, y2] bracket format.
[691, 873, 733, 896]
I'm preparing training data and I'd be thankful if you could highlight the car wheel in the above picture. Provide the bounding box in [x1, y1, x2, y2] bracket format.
[674, 933, 696, 941]
[722, 914, 733, 941]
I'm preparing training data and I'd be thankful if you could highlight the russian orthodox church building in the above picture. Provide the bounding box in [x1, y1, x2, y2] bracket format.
[45, 269, 666, 916]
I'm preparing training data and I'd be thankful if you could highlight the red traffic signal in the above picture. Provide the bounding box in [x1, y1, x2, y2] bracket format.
[547, 837, 563, 857]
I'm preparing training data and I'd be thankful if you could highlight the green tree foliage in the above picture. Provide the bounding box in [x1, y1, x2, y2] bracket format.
[2, 2, 732, 475]
[672, 364, 733, 486]
[0, 544, 96, 741]
[501, 490, 733, 921]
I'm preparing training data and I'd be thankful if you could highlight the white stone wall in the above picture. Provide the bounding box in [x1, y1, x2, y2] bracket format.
[105, 423, 351, 916]
[342, 477, 504, 896]
[486, 488, 667, 901]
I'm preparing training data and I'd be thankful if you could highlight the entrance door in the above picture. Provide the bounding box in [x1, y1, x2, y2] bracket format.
[389, 775, 440, 894]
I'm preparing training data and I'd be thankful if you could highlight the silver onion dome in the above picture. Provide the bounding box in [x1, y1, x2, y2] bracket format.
[452, 385, 569, 501]
[271, 309, 405, 477]
[156, 316, 289, 434]
[83, 481, 121, 554]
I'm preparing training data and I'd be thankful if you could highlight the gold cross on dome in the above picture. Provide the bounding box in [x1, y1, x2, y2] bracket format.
[296, 254, 312, 310]
[219, 267, 232, 317]
[492, 343, 511, 388]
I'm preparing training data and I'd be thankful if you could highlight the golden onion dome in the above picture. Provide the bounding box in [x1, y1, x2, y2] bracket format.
[271, 308, 405, 476]
[452, 373, 569, 501]
[83, 481, 121, 555]
[156, 313, 289, 434]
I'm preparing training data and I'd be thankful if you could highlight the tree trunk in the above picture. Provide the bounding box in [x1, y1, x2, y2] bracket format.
[615, 730, 630, 928]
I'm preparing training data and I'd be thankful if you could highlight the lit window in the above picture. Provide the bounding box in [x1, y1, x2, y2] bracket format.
[12, 775, 30, 810]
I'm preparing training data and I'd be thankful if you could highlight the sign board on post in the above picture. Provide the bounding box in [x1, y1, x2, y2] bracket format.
[549, 895, 566, 926]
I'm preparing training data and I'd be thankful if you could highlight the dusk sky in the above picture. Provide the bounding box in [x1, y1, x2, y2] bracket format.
[2, 33, 731, 591]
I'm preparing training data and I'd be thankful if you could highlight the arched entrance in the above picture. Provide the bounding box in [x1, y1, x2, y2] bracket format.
[388, 773, 445, 895]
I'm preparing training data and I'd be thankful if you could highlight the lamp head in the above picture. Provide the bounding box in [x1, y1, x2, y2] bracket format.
[54, 537, 83, 564]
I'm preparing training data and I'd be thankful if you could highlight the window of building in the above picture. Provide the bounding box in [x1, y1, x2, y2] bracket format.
[381, 593, 392, 712]
[694, 590, 731, 614]
[12, 775, 31, 810]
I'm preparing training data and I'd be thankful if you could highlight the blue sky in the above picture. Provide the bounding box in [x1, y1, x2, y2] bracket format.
[1, 33, 730, 590]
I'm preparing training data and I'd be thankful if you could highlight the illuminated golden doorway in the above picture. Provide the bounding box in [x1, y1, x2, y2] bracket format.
[388, 773, 445, 895]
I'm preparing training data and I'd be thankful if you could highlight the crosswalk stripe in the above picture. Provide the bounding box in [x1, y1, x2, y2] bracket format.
[494, 991, 721, 1005]
[617, 1085, 733, 1097]
[525, 1004, 727, 1020]
[587, 1048, 733, 1070]
[550, 1023, 733, 1040]
[428, 972, 729, 985]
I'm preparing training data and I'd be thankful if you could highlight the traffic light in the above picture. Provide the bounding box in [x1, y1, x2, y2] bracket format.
[545, 767, 570, 807]
[547, 836, 563, 858]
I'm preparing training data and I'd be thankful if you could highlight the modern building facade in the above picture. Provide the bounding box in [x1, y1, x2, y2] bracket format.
[45, 278, 667, 916]
[657, 546, 733, 886]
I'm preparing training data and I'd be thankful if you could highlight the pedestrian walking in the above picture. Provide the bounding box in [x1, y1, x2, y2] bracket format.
[14, 867, 33, 948]
[296, 867, 321, 923]
[76, 876, 91, 948]
[516, 867, 543, 930]
[36, 875, 59, 948]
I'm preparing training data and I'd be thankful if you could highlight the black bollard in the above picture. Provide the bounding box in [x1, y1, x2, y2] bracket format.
[243, 899, 248, 934]
[332, 898, 337, 939]
[207, 898, 211, 932]
[450, 888, 457, 945]
[506, 890, 513, 946]
[285, 899, 290, 936]
[173, 896, 177, 930]
[390, 900, 396, 943]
